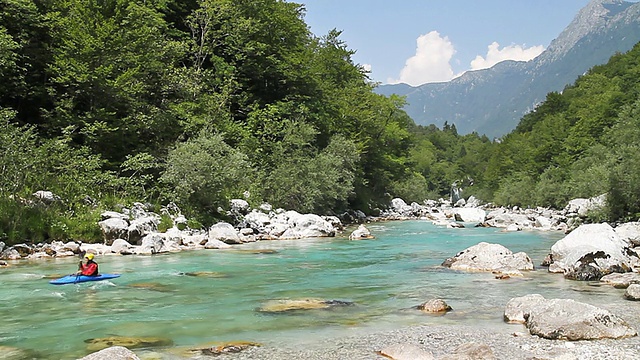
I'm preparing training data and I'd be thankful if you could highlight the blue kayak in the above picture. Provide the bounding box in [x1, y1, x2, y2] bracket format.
[49, 273, 121, 285]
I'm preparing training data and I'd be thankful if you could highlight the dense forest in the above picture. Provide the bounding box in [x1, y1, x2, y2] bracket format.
[1, 0, 639, 245]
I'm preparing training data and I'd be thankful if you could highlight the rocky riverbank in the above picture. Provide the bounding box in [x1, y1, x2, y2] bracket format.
[3, 193, 640, 359]
[79, 322, 640, 360]
[201, 324, 640, 360]
[0, 193, 613, 262]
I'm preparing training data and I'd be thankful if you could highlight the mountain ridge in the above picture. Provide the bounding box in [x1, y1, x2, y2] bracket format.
[376, 0, 640, 138]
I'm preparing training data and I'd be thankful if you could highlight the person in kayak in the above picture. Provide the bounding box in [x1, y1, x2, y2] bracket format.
[76, 253, 99, 276]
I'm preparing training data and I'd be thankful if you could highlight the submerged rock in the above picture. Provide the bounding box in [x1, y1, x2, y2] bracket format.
[84, 336, 173, 352]
[128, 282, 176, 292]
[416, 299, 452, 314]
[182, 271, 228, 278]
[258, 298, 353, 313]
[231, 249, 278, 254]
[0, 345, 37, 360]
[194, 341, 261, 356]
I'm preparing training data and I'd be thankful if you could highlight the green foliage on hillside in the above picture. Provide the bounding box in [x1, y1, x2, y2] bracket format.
[2, 0, 640, 246]
[0, 0, 414, 245]
[391, 42, 640, 223]
[465, 43, 640, 221]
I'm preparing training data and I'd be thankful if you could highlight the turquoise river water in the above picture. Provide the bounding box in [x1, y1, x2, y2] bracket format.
[0, 220, 636, 359]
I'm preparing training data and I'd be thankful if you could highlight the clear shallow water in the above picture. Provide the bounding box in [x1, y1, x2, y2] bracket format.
[0, 220, 634, 359]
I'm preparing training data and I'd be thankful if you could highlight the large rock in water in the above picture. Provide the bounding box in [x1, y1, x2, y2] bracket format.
[599, 272, 640, 289]
[442, 242, 534, 272]
[549, 223, 640, 280]
[349, 224, 374, 240]
[416, 298, 452, 313]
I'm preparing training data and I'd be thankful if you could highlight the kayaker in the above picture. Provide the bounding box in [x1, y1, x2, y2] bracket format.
[76, 253, 99, 276]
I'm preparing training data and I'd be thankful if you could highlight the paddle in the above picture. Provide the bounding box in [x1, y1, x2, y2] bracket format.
[74, 257, 83, 283]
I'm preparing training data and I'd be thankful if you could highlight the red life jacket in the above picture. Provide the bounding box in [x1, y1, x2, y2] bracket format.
[80, 260, 99, 276]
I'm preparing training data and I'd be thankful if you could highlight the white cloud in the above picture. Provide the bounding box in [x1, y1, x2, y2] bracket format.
[389, 31, 456, 86]
[470, 42, 545, 71]
[362, 63, 372, 72]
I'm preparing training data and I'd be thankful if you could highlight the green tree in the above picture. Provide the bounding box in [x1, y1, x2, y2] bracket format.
[601, 100, 640, 221]
[260, 125, 359, 214]
[47, 0, 186, 165]
[160, 130, 251, 218]
[0, 0, 54, 125]
[0, 112, 40, 200]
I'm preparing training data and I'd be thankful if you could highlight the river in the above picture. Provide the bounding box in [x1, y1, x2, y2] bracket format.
[0, 220, 635, 359]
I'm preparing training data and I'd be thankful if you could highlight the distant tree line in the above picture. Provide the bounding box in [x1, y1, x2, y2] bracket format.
[1, 0, 639, 245]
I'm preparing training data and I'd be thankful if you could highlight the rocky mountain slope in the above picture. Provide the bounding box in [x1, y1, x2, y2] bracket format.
[376, 0, 640, 138]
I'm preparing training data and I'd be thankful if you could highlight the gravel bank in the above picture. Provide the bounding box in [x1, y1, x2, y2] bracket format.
[188, 324, 640, 360]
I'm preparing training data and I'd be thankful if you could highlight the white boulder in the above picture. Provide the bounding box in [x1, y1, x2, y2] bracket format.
[273, 211, 336, 239]
[442, 242, 534, 272]
[452, 207, 486, 223]
[349, 224, 374, 240]
[504, 294, 546, 323]
[208, 222, 242, 244]
[624, 284, 640, 300]
[526, 298, 636, 340]
[549, 223, 639, 280]
[615, 222, 640, 247]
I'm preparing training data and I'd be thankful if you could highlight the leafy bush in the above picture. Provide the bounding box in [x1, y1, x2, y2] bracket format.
[259, 127, 359, 214]
[493, 172, 536, 207]
[161, 130, 251, 216]
[389, 172, 431, 203]
[157, 214, 173, 233]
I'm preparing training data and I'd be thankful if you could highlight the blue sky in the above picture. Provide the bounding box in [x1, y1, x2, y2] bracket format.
[299, 0, 592, 85]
